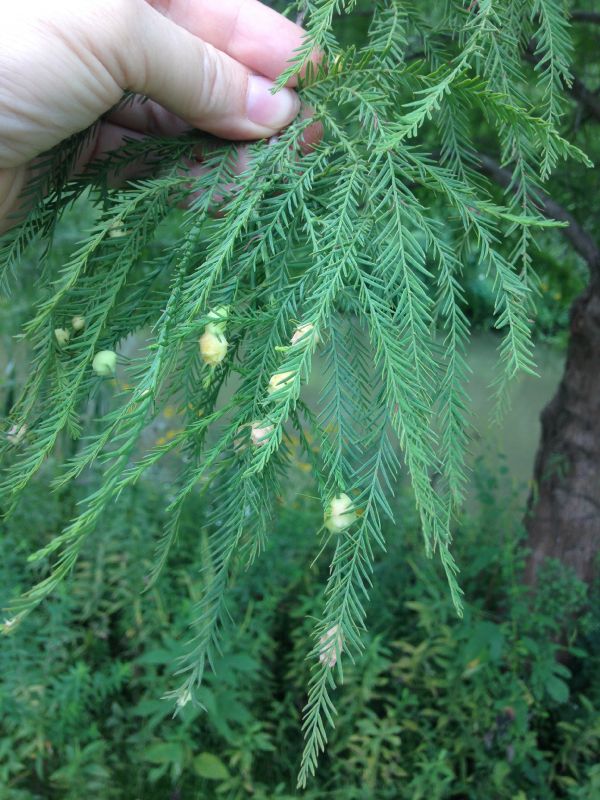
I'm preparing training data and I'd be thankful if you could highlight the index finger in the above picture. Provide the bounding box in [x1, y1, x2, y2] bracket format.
[147, 0, 309, 84]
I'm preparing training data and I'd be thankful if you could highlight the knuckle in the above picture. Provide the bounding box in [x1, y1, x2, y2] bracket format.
[196, 43, 223, 116]
[74, 0, 147, 90]
[104, 0, 146, 88]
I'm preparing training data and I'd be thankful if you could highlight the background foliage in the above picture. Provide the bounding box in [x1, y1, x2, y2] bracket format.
[1, 463, 599, 799]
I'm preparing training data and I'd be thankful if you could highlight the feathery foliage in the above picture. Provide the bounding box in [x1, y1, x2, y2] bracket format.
[0, 0, 589, 785]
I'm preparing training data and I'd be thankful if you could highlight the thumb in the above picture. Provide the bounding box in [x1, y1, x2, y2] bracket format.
[126, 2, 301, 140]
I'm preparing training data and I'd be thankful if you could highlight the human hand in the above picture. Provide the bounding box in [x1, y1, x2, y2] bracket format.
[0, 0, 309, 230]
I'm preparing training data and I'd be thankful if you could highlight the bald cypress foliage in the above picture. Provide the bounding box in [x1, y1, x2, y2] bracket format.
[1, 1, 588, 786]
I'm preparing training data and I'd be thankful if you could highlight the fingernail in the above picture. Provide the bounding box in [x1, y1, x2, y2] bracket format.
[246, 76, 300, 130]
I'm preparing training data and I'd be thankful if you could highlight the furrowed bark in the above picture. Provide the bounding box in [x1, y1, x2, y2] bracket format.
[479, 154, 600, 585]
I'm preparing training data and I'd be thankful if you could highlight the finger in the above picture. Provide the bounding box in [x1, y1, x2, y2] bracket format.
[108, 97, 193, 137]
[147, 0, 312, 84]
[107, 95, 324, 154]
[298, 108, 324, 154]
[0, 167, 28, 235]
[181, 148, 251, 212]
[77, 120, 249, 196]
[124, 1, 301, 140]
[77, 122, 149, 185]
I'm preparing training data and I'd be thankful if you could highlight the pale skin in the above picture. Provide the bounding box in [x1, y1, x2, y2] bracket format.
[0, 0, 312, 232]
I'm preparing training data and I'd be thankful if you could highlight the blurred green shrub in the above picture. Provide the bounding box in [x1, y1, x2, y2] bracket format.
[1, 460, 598, 799]
[461, 244, 587, 346]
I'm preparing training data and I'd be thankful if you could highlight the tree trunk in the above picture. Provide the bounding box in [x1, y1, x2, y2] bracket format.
[525, 276, 600, 585]
[477, 153, 600, 585]
[519, 34, 600, 583]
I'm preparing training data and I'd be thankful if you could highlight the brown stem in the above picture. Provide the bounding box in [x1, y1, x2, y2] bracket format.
[477, 154, 600, 276]
[295, 0, 308, 27]
[523, 43, 600, 123]
[569, 76, 600, 122]
[571, 11, 600, 25]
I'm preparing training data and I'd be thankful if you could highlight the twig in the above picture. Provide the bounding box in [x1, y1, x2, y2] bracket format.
[571, 11, 600, 26]
[570, 76, 600, 122]
[477, 153, 600, 276]
[523, 42, 600, 123]
[295, 1, 308, 27]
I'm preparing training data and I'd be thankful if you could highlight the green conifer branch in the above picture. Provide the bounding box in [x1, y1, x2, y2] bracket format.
[0, 0, 587, 786]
